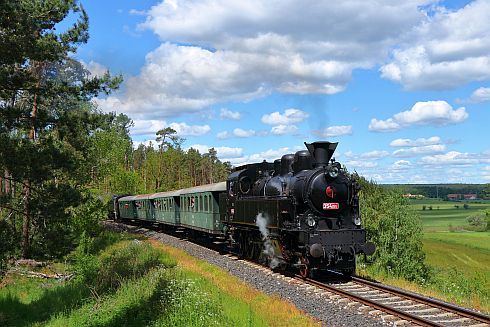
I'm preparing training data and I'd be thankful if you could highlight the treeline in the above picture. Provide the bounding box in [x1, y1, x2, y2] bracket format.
[383, 184, 489, 199]
[95, 130, 231, 196]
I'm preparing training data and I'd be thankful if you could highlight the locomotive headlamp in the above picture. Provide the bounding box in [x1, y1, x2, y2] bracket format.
[327, 165, 339, 179]
[354, 215, 361, 226]
[306, 215, 316, 227]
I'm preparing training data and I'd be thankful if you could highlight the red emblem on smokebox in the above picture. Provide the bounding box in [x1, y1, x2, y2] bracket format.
[325, 186, 336, 199]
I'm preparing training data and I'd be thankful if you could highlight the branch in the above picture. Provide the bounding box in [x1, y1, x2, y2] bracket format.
[0, 205, 28, 217]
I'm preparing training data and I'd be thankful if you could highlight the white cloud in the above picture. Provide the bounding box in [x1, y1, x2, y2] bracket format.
[391, 160, 412, 170]
[233, 128, 255, 138]
[421, 151, 490, 165]
[216, 131, 231, 139]
[187, 144, 243, 158]
[131, 119, 168, 136]
[248, 147, 292, 162]
[101, 1, 438, 117]
[393, 144, 446, 157]
[369, 101, 468, 132]
[217, 128, 268, 139]
[468, 87, 490, 103]
[368, 118, 400, 132]
[380, 1, 490, 90]
[261, 108, 309, 125]
[220, 108, 241, 120]
[390, 136, 441, 147]
[168, 122, 210, 136]
[344, 160, 378, 169]
[129, 9, 146, 15]
[131, 120, 210, 137]
[313, 125, 352, 137]
[81, 60, 108, 77]
[271, 124, 299, 135]
[344, 150, 389, 160]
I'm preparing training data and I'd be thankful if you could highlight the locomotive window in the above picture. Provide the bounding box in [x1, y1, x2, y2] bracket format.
[239, 176, 251, 194]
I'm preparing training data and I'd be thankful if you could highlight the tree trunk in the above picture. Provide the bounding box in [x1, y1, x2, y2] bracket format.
[22, 68, 40, 258]
[21, 181, 31, 258]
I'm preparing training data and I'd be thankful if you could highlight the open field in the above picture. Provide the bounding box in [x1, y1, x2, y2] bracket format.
[409, 199, 490, 232]
[401, 198, 490, 310]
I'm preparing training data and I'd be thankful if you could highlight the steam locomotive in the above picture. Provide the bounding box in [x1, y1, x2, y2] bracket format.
[114, 141, 375, 277]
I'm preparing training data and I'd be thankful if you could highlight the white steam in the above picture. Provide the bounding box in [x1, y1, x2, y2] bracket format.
[255, 213, 280, 269]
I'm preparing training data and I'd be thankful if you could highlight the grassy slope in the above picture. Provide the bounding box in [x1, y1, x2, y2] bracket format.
[0, 233, 319, 327]
[408, 199, 490, 311]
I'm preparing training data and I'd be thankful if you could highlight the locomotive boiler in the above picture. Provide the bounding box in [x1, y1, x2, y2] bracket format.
[220, 141, 375, 276]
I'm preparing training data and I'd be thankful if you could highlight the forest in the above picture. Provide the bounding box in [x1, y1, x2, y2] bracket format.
[0, 0, 230, 272]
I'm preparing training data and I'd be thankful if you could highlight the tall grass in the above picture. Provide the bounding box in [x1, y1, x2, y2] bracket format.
[1, 232, 318, 326]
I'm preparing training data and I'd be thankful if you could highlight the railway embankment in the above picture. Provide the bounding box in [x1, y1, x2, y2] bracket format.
[0, 226, 318, 327]
[103, 221, 394, 326]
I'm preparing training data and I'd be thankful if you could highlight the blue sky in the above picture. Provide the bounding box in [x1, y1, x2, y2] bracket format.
[74, 0, 490, 184]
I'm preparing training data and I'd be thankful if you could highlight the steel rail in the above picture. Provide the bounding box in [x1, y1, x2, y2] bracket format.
[351, 276, 490, 325]
[302, 277, 444, 327]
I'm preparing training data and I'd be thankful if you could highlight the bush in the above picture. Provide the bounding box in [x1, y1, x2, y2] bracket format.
[358, 178, 429, 282]
[467, 213, 485, 228]
[71, 237, 176, 292]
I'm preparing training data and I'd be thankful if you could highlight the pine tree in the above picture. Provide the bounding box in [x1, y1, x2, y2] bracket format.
[0, 0, 121, 258]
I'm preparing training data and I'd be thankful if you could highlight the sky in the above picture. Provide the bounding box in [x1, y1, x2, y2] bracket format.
[73, 0, 490, 184]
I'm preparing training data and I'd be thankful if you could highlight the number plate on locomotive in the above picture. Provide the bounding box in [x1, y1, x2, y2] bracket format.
[323, 203, 339, 210]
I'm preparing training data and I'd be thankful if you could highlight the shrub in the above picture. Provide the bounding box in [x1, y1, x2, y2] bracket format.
[93, 240, 176, 292]
[358, 177, 429, 282]
[467, 213, 485, 228]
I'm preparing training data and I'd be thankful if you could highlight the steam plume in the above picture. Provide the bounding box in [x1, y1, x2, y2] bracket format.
[255, 213, 279, 269]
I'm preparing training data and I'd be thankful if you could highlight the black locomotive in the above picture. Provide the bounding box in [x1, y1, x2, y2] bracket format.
[114, 141, 375, 277]
[221, 141, 375, 276]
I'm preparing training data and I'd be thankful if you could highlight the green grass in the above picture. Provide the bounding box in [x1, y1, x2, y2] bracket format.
[409, 199, 490, 232]
[0, 232, 318, 327]
[396, 198, 490, 311]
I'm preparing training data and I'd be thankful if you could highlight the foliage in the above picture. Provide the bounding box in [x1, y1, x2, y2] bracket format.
[0, 0, 122, 259]
[486, 209, 490, 232]
[131, 142, 231, 194]
[357, 177, 429, 282]
[1, 235, 310, 326]
[467, 212, 485, 228]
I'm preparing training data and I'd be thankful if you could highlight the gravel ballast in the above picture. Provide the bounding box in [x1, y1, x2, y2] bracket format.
[104, 221, 396, 326]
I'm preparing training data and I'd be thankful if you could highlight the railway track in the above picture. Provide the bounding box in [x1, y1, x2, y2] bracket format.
[108, 221, 490, 327]
[301, 276, 490, 327]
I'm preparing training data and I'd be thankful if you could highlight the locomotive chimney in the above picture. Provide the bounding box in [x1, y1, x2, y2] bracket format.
[304, 142, 338, 168]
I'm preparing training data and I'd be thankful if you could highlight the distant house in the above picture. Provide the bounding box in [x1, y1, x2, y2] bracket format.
[447, 194, 462, 200]
[463, 194, 477, 200]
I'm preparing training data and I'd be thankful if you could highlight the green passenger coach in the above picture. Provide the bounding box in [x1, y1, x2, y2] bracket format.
[134, 194, 154, 221]
[118, 195, 137, 220]
[150, 190, 181, 225]
[179, 182, 226, 234]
